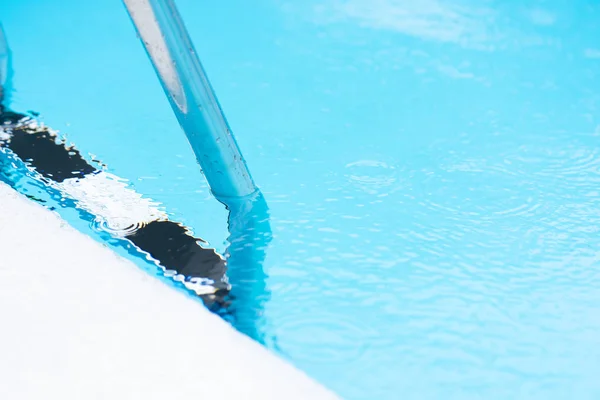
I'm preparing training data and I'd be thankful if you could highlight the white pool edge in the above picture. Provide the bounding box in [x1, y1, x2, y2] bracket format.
[0, 181, 339, 399]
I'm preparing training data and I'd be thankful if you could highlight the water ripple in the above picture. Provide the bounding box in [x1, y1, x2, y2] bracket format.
[344, 159, 399, 194]
[90, 217, 145, 237]
[269, 310, 377, 366]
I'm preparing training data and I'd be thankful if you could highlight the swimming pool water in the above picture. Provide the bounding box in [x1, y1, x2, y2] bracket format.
[2, 1, 600, 398]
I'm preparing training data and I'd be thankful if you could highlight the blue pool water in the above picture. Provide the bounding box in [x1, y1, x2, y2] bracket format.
[2, 1, 600, 398]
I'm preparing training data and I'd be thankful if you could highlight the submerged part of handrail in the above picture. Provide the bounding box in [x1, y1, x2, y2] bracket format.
[0, 24, 13, 108]
[224, 190, 272, 343]
[122, 0, 257, 200]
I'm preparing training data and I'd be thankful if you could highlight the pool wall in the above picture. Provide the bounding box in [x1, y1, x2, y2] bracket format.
[0, 181, 338, 399]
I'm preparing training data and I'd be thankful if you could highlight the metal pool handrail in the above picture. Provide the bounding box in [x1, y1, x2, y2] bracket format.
[122, 0, 258, 201]
[0, 23, 13, 108]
